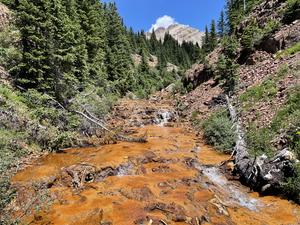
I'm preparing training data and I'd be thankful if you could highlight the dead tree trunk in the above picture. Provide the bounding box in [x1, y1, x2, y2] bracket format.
[45, 93, 147, 143]
[73, 110, 147, 143]
[226, 95, 297, 193]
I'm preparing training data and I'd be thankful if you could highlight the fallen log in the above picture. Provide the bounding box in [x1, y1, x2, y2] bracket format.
[226, 95, 298, 193]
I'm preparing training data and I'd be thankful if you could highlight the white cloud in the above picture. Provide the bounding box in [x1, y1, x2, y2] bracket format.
[149, 15, 177, 32]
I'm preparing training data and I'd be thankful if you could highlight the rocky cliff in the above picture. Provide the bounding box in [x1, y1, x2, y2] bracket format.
[146, 24, 204, 46]
[0, 3, 10, 31]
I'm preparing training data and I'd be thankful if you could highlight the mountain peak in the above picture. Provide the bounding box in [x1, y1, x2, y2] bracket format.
[147, 23, 204, 46]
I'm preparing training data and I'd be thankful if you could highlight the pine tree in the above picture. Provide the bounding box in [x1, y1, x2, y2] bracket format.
[128, 27, 138, 53]
[209, 19, 217, 51]
[47, 0, 88, 101]
[218, 10, 226, 37]
[149, 29, 159, 55]
[14, 0, 52, 89]
[76, 0, 107, 86]
[203, 25, 210, 53]
[105, 2, 133, 94]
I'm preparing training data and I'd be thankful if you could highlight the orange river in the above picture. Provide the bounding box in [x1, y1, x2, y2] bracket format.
[11, 125, 300, 225]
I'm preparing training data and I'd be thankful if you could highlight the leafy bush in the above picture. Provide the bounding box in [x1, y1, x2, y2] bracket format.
[202, 109, 236, 153]
[241, 20, 263, 50]
[222, 36, 240, 59]
[0, 25, 21, 71]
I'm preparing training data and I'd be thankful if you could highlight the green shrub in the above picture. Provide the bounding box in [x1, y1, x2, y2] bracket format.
[222, 36, 240, 59]
[241, 19, 280, 50]
[240, 79, 277, 102]
[0, 177, 16, 213]
[241, 20, 263, 50]
[276, 41, 300, 58]
[283, 0, 300, 24]
[282, 164, 300, 203]
[246, 126, 274, 157]
[0, 25, 21, 71]
[202, 109, 236, 153]
[271, 85, 300, 131]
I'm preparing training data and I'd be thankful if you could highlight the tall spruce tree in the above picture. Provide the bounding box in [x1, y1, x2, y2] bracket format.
[105, 2, 133, 94]
[209, 19, 217, 51]
[14, 0, 52, 89]
[218, 10, 226, 37]
[203, 25, 210, 53]
[47, 0, 89, 102]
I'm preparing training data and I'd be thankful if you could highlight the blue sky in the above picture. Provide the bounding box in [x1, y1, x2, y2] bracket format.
[102, 0, 226, 32]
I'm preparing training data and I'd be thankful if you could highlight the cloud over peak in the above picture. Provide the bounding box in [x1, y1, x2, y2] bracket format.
[149, 15, 177, 32]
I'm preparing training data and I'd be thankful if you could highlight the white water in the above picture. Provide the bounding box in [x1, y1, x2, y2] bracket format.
[155, 110, 173, 126]
[196, 165, 263, 211]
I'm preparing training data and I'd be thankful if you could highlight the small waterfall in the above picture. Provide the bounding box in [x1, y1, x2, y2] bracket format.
[154, 110, 173, 126]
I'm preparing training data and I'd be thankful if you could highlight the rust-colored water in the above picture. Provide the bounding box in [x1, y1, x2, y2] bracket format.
[11, 125, 300, 225]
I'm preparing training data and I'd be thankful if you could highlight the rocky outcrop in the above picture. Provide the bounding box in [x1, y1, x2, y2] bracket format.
[146, 24, 204, 46]
[179, 79, 223, 122]
[0, 66, 11, 86]
[185, 47, 222, 88]
[131, 54, 158, 68]
[0, 3, 10, 31]
[259, 20, 300, 53]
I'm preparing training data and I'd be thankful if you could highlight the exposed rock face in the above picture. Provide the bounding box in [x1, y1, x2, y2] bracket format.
[131, 54, 158, 68]
[185, 47, 222, 88]
[146, 24, 204, 46]
[131, 53, 178, 72]
[259, 20, 300, 53]
[0, 3, 10, 31]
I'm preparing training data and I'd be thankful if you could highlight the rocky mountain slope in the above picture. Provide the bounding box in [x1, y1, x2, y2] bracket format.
[181, 0, 300, 202]
[146, 24, 204, 46]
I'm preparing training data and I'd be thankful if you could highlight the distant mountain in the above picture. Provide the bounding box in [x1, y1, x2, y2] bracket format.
[146, 24, 204, 46]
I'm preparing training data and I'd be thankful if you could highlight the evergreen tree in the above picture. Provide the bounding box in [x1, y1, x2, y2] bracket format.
[14, 0, 52, 89]
[149, 29, 159, 55]
[76, 0, 107, 86]
[203, 25, 210, 53]
[127, 27, 137, 52]
[218, 10, 226, 37]
[47, 0, 88, 101]
[209, 19, 217, 51]
[105, 2, 133, 94]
